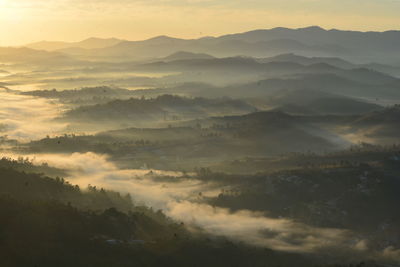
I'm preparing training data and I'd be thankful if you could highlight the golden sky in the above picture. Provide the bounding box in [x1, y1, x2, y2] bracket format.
[1, 0, 400, 46]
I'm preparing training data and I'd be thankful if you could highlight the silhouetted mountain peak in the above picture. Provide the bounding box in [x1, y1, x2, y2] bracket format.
[146, 35, 185, 43]
[79, 37, 121, 44]
[299, 26, 326, 32]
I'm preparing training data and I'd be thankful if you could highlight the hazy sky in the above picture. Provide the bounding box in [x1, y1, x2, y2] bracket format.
[1, 0, 400, 45]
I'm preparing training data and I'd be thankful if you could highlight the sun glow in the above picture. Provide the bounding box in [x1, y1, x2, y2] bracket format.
[0, 1, 19, 20]
[0, 0, 400, 45]
[0, 0, 8, 9]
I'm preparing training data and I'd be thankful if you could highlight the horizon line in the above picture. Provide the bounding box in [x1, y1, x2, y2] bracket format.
[11, 25, 400, 47]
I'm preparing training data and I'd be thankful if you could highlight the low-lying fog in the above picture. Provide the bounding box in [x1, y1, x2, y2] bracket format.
[0, 91, 68, 141]
[0, 69, 178, 91]
[1, 59, 399, 264]
[0, 90, 366, 254]
[2, 150, 399, 262]
[0, 151, 360, 253]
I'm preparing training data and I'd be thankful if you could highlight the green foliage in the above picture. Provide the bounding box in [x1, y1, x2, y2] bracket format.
[62, 94, 254, 123]
[0, 165, 323, 267]
[206, 149, 400, 249]
[0, 165, 134, 213]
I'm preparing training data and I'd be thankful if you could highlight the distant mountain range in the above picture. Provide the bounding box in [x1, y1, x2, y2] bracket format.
[17, 26, 400, 64]
[26, 37, 124, 51]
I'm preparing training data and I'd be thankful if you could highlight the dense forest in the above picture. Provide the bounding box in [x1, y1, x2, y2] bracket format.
[0, 159, 351, 267]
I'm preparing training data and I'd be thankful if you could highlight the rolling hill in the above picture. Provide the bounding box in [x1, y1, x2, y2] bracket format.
[60, 94, 257, 128]
[27, 37, 124, 51]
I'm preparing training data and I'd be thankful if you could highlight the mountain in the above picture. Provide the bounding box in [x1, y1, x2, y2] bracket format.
[184, 110, 338, 153]
[21, 86, 143, 105]
[259, 53, 400, 78]
[0, 47, 78, 65]
[124, 53, 400, 91]
[166, 72, 400, 100]
[77, 36, 191, 60]
[60, 94, 257, 128]
[30, 110, 339, 166]
[238, 73, 400, 99]
[269, 89, 383, 115]
[75, 37, 123, 49]
[62, 26, 400, 63]
[220, 26, 400, 52]
[354, 105, 400, 127]
[303, 97, 382, 115]
[26, 37, 124, 51]
[139, 56, 303, 74]
[259, 53, 356, 69]
[338, 67, 398, 85]
[161, 51, 215, 61]
[219, 26, 400, 63]
[361, 62, 400, 78]
[26, 41, 73, 51]
[88, 35, 347, 61]
[327, 105, 400, 145]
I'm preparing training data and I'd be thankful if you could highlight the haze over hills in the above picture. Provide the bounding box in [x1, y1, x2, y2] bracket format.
[15, 26, 400, 64]
[0, 47, 70, 63]
[26, 37, 125, 51]
[2, 23, 400, 267]
[59, 94, 257, 130]
[25, 26, 397, 64]
[160, 51, 216, 62]
[259, 53, 356, 69]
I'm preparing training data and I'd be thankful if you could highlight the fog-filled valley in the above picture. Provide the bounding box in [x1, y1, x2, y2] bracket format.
[1, 26, 400, 267]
